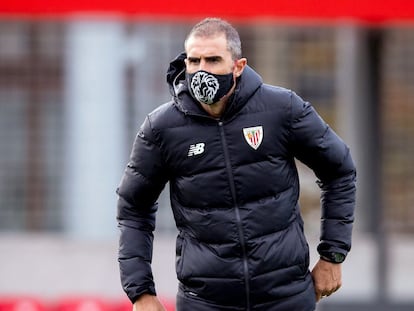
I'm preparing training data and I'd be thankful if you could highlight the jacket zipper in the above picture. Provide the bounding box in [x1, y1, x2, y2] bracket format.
[218, 121, 251, 311]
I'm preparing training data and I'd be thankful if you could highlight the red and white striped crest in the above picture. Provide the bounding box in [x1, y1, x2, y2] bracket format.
[243, 126, 263, 150]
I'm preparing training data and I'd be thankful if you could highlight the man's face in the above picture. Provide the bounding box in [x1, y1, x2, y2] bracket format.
[185, 33, 235, 75]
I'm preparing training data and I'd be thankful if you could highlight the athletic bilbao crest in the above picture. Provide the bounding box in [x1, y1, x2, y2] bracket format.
[243, 126, 263, 150]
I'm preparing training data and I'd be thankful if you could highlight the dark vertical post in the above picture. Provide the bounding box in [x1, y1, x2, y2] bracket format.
[366, 27, 388, 303]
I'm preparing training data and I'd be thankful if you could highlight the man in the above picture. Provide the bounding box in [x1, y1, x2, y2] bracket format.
[117, 17, 356, 311]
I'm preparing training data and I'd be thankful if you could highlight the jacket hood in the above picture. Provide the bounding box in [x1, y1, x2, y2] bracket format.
[166, 52, 263, 118]
[166, 51, 187, 98]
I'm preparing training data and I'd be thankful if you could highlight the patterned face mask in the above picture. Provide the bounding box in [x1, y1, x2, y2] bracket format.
[186, 70, 234, 105]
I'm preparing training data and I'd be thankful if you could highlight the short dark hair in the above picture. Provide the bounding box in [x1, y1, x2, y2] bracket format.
[185, 17, 242, 60]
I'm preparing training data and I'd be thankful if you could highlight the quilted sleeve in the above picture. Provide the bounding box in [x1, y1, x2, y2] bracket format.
[289, 91, 357, 257]
[116, 116, 168, 303]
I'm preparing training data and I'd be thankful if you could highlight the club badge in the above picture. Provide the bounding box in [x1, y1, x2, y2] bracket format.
[243, 126, 263, 150]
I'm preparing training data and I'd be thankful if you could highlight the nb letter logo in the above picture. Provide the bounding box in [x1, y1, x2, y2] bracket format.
[188, 143, 205, 156]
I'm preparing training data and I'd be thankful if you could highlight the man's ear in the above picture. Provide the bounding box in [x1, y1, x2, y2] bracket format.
[234, 57, 247, 77]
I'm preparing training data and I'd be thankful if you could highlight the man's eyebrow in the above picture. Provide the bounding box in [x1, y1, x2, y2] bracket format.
[205, 56, 222, 61]
[187, 56, 223, 61]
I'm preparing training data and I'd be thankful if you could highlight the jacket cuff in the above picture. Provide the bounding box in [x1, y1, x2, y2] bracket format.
[129, 286, 157, 304]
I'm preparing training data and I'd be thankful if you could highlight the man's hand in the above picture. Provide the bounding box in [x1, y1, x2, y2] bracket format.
[311, 259, 342, 302]
[133, 294, 167, 311]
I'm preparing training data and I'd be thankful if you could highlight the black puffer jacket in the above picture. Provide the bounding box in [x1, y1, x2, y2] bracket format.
[117, 53, 356, 311]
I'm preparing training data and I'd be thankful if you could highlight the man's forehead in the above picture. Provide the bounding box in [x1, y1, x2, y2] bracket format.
[186, 32, 226, 47]
[185, 33, 229, 57]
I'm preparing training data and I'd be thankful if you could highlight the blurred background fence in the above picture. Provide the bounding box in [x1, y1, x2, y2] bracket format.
[0, 1, 414, 310]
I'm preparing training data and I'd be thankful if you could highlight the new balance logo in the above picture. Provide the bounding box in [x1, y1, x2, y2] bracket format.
[188, 143, 205, 156]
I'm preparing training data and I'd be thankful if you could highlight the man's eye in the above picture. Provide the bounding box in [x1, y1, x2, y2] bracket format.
[207, 58, 220, 63]
[188, 58, 200, 64]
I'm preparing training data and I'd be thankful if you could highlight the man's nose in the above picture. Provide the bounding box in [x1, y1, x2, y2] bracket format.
[198, 59, 209, 71]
